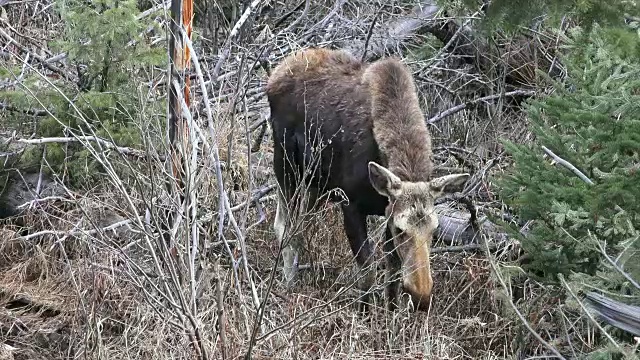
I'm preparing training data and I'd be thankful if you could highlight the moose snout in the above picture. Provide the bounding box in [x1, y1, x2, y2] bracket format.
[400, 239, 433, 311]
[402, 272, 433, 311]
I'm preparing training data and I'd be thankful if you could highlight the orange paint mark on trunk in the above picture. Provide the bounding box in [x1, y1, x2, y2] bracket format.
[182, 0, 193, 106]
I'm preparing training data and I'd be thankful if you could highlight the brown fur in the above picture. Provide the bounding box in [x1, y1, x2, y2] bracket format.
[267, 47, 468, 312]
[266, 48, 432, 183]
[361, 59, 433, 182]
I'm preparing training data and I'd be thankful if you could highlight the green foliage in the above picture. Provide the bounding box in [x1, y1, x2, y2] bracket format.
[450, 0, 640, 33]
[53, 0, 164, 92]
[497, 21, 640, 357]
[0, 0, 165, 187]
[498, 24, 640, 280]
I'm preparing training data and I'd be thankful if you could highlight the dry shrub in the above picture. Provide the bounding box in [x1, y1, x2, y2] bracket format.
[0, 193, 195, 359]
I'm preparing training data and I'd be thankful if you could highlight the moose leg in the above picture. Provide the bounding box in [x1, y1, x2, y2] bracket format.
[274, 191, 300, 288]
[383, 226, 402, 311]
[342, 204, 375, 311]
[273, 130, 306, 288]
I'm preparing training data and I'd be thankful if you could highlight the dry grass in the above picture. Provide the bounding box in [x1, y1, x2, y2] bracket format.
[0, 195, 595, 359]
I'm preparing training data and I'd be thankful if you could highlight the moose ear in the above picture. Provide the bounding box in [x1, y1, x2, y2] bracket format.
[429, 173, 470, 197]
[368, 162, 402, 198]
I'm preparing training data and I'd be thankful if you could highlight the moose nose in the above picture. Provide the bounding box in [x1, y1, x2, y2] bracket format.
[403, 283, 432, 311]
[400, 236, 433, 311]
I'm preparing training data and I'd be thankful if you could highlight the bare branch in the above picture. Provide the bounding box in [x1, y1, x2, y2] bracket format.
[0, 26, 74, 82]
[481, 234, 567, 359]
[341, 1, 442, 60]
[584, 291, 640, 337]
[8, 135, 163, 160]
[542, 146, 594, 185]
[427, 90, 536, 124]
[0, 102, 48, 116]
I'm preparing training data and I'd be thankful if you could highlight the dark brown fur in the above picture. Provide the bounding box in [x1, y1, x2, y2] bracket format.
[267, 48, 467, 311]
[267, 48, 432, 185]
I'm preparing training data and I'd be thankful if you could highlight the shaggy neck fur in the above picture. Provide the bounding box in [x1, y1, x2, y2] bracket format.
[361, 59, 433, 182]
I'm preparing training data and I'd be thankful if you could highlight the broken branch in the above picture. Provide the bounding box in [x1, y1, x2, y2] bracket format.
[542, 146, 594, 185]
[427, 90, 536, 124]
[9, 136, 165, 161]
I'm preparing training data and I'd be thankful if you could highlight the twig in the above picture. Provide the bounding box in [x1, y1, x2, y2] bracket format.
[13, 55, 186, 349]
[183, 31, 261, 310]
[423, 10, 480, 74]
[272, 0, 306, 28]
[211, 0, 263, 79]
[22, 218, 135, 241]
[45, 53, 67, 64]
[541, 146, 594, 185]
[481, 234, 567, 359]
[9, 136, 164, 161]
[431, 243, 494, 254]
[230, 185, 275, 212]
[360, 5, 384, 62]
[0, 102, 48, 116]
[427, 90, 536, 124]
[215, 261, 228, 360]
[560, 277, 625, 350]
[312, 0, 345, 31]
[342, 1, 443, 60]
[136, 0, 170, 20]
[0, 27, 73, 82]
[593, 232, 640, 291]
[15, 196, 70, 210]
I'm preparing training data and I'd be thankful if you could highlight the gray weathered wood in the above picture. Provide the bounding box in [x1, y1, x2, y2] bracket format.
[434, 203, 510, 246]
[585, 292, 640, 337]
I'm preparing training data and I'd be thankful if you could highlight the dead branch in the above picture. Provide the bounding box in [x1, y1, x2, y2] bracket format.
[21, 217, 136, 241]
[482, 234, 567, 359]
[0, 102, 48, 116]
[560, 277, 626, 352]
[211, 0, 263, 79]
[184, 28, 261, 310]
[434, 203, 509, 246]
[340, 0, 562, 88]
[341, 1, 442, 60]
[0, 287, 62, 316]
[584, 291, 640, 337]
[0, 26, 74, 82]
[427, 90, 536, 124]
[272, 0, 306, 28]
[215, 261, 228, 360]
[8, 136, 165, 161]
[431, 243, 495, 254]
[136, 0, 170, 20]
[542, 146, 594, 185]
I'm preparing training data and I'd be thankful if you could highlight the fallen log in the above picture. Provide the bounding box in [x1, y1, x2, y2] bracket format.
[434, 203, 510, 246]
[585, 291, 640, 337]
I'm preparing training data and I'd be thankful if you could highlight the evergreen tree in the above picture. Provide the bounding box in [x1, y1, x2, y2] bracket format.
[498, 23, 640, 282]
[0, 0, 165, 186]
[454, 0, 640, 31]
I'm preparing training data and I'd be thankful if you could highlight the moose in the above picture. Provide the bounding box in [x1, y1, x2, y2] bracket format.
[266, 48, 469, 311]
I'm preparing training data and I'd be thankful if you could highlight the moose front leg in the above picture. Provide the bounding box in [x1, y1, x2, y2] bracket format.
[274, 192, 300, 287]
[383, 226, 402, 311]
[342, 204, 375, 312]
